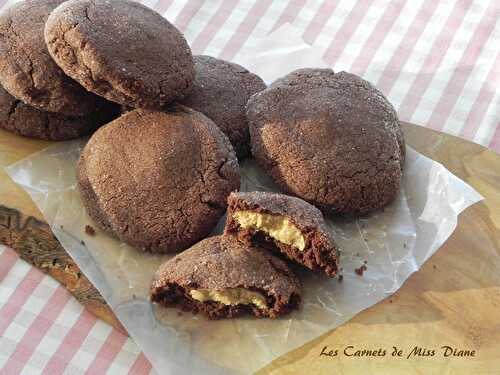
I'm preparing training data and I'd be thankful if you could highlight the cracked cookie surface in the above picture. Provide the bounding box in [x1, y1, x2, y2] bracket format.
[0, 0, 105, 115]
[180, 56, 266, 159]
[151, 235, 301, 319]
[77, 106, 240, 253]
[45, 0, 195, 110]
[247, 68, 405, 215]
[0, 84, 119, 140]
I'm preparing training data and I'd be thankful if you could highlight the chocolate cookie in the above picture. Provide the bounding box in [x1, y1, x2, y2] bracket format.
[77, 106, 240, 253]
[45, 0, 195, 109]
[247, 69, 405, 215]
[0, 0, 105, 115]
[151, 235, 301, 319]
[181, 56, 266, 159]
[225, 192, 339, 277]
[0, 84, 119, 140]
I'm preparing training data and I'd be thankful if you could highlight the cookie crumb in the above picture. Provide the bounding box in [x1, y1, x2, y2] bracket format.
[338, 274, 343, 283]
[85, 225, 95, 236]
[433, 264, 437, 269]
[354, 264, 367, 276]
[389, 299, 393, 303]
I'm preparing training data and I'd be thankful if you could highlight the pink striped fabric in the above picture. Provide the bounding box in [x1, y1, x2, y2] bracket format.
[303, 1, 339, 44]
[0, 249, 18, 281]
[190, 1, 237, 53]
[153, 0, 174, 16]
[376, 0, 440, 94]
[349, 0, 407, 76]
[172, 0, 205, 32]
[0, 287, 71, 375]
[0, 267, 45, 336]
[271, 0, 308, 32]
[461, 51, 500, 140]
[219, 0, 274, 60]
[429, 2, 499, 132]
[490, 122, 500, 151]
[42, 309, 97, 375]
[322, 0, 376, 64]
[0, 247, 143, 374]
[396, 0, 474, 123]
[84, 329, 128, 374]
[128, 353, 153, 375]
[0, 0, 498, 373]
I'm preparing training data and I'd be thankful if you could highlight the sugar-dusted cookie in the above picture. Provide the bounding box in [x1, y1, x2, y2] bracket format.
[45, 0, 195, 109]
[77, 106, 240, 253]
[247, 68, 405, 215]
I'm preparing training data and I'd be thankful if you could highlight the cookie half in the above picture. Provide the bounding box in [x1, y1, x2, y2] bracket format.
[181, 56, 266, 159]
[151, 235, 301, 319]
[247, 68, 405, 215]
[45, 0, 195, 109]
[0, 0, 105, 115]
[0, 84, 119, 140]
[77, 106, 240, 253]
[225, 191, 339, 277]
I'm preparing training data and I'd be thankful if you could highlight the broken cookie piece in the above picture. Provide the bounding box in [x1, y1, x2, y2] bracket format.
[150, 235, 301, 319]
[225, 191, 339, 277]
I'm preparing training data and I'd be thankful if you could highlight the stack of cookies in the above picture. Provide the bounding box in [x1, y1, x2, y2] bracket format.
[0, 0, 405, 319]
[0, 0, 122, 140]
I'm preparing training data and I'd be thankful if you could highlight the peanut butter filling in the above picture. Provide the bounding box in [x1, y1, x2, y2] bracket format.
[233, 211, 306, 251]
[189, 288, 268, 309]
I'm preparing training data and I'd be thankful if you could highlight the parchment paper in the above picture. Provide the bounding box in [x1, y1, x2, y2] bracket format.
[5, 25, 483, 375]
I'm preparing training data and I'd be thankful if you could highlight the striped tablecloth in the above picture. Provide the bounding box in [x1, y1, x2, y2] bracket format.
[1, 0, 498, 374]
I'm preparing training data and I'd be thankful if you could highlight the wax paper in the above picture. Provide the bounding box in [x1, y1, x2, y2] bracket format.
[5, 25, 483, 375]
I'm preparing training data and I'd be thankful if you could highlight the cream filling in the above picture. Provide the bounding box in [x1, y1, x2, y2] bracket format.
[189, 288, 268, 309]
[233, 211, 306, 251]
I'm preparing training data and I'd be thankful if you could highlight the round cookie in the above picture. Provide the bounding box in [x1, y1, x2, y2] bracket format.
[0, 0, 105, 115]
[77, 106, 240, 253]
[151, 235, 301, 319]
[45, 0, 195, 110]
[0, 84, 119, 140]
[247, 68, 405, 215]
[181, 56, 266, 159]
